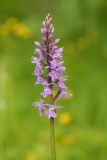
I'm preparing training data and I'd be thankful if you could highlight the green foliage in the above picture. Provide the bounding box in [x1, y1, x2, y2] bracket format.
[0, 0, 107, 159]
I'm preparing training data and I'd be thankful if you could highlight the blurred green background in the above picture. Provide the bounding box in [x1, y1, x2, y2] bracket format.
[0, 0, 107, 160]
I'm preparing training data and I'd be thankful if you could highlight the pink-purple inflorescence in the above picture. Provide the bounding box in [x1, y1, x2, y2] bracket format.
[32, 14, 72, 118]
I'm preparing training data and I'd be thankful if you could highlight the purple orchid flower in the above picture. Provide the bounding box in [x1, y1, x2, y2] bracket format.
[32, 14, 72, 118]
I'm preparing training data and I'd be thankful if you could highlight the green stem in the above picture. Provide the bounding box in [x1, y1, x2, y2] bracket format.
[50, 117, 56, 160]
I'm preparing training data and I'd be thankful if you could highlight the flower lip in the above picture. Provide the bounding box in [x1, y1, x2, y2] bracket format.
[34, 41, 42, 47]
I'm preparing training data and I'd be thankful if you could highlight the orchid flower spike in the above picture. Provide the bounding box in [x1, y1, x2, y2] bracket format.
[32, 14, 72, 118]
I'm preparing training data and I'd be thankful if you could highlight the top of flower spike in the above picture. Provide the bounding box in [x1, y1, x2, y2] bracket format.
[43, 14, 52, 26]
[41, 14, 55, 40]
[44, 14, 52, 22]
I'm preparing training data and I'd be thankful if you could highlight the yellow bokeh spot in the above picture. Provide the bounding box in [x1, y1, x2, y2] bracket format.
[12, 23, 33, 39]
[26, 152, 38, 160]
[62, 135, 76, 145]
[58, 112, 72, 125]
[0, 17, 33, 39]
